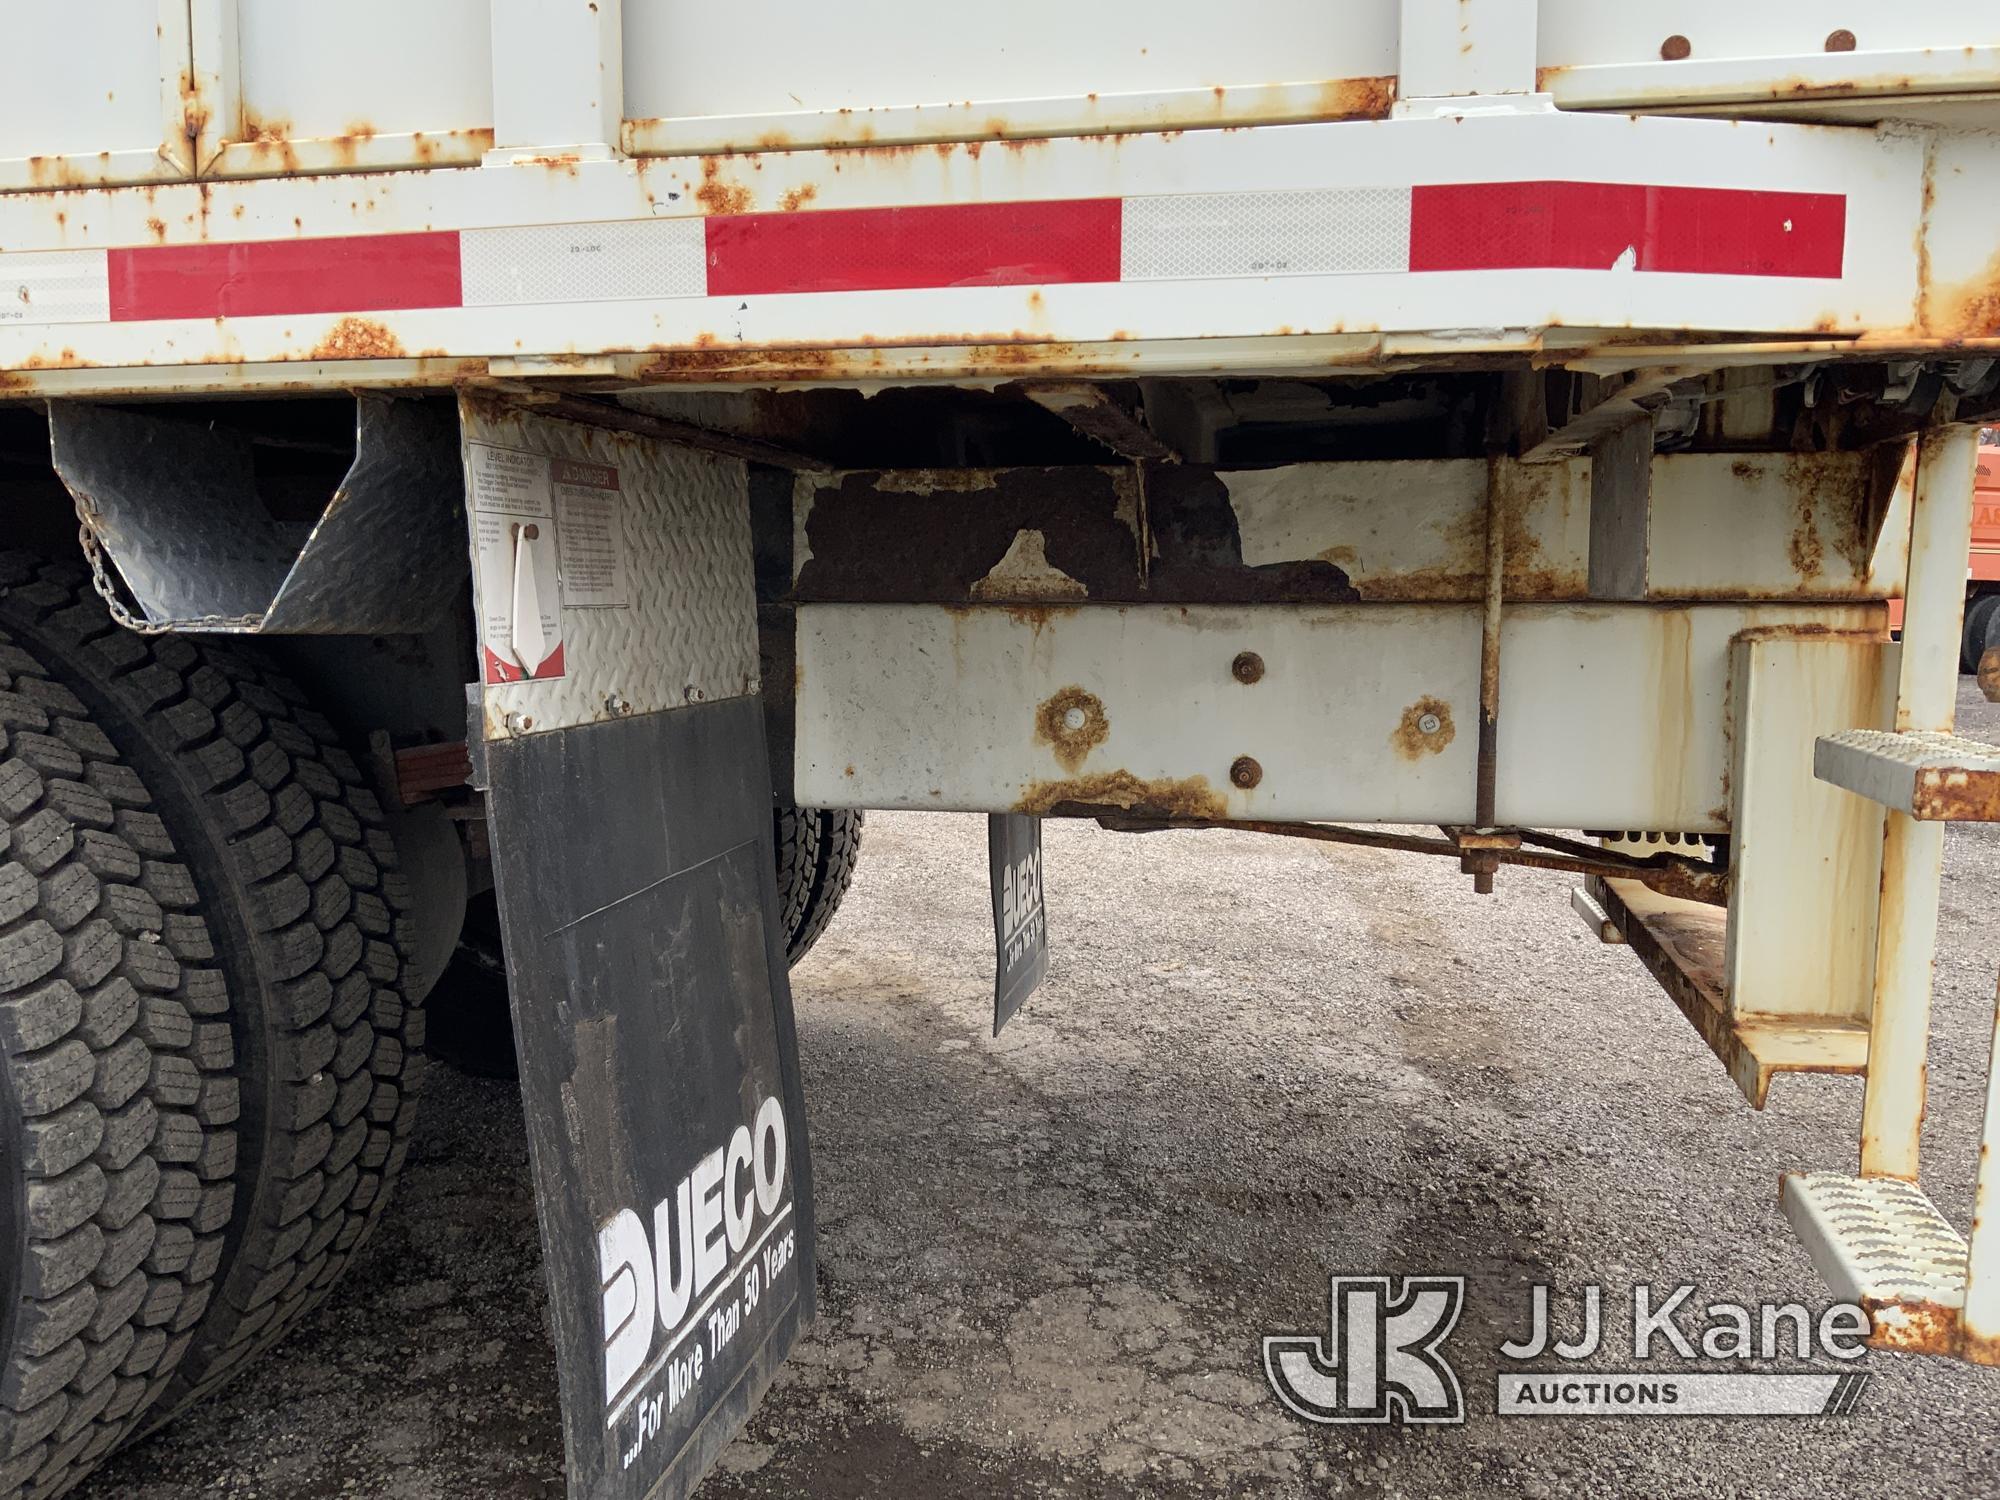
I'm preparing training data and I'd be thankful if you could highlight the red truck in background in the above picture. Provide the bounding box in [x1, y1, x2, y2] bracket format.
[1963, 438, 2000, 670]
[1950, 437, 2000, 669]
[1890, 436, 2000, 669]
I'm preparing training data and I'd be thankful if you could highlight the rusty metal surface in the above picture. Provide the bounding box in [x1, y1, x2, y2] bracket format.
[789, 451, 1909, 612]
[394, 741, 475, 806]
[1781, 1172, 1971, 1359]
[1590, 875, 1870, 1109]
[789, 460, 1592, 608]
[1812, 727, 2000, 822]
[48, 394, 465, 633]
[1019, 383, 1179, 462]
[795, 599, 1885, 828]
[1096, 817, 1724, 900]
[0, 109, 1945, 392]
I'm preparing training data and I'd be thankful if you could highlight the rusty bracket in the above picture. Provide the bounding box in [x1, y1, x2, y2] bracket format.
[1096, 815, 1728, 904]
[394, 741, 476, 807]
[1440, 825, 1522, 850]
[1018, 383, 1180, 463]
[531, 394, 826, 471]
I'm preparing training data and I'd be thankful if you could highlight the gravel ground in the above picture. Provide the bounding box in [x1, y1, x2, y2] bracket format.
[77, 681, 2000, 1499]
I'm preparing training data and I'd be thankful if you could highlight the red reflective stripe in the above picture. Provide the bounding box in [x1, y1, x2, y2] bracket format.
[1408, 182, 1845, 278]
[705, 199, 1123, 296]
[107, 230, 462, 321]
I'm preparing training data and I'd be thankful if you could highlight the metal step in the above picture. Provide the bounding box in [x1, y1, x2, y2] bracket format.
[1812, 729, 2000, 820]
[1780, 1171, 1967, 1354]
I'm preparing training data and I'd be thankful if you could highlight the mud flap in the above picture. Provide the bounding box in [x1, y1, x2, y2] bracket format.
[989, 813, 1049, 1034]
[462, 397, 813, 1500]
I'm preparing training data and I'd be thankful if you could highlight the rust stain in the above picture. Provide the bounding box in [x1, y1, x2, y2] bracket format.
[1909, 764, 2000, 821]
[1865, 1297, 1963, 1357]
[1921, 242, 2000, 341]
[778, 183, 818, 212]
[1781, 459, 1826, 582]
[145, 217, 168, 243]
[696, 157, 755, 215]
[1391, 697, 1456, 760]
[1014, 770, 1226, 820]
[308, 317, 404, 360]
[636, 345, 845, 380]
[1033, 686, 1109, 773]
[1001, 604, 1079, 631]
[1318, 74, 1396, 121]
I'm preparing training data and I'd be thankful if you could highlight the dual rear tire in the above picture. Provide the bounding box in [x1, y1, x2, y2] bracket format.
[0, 556, 425, 1497]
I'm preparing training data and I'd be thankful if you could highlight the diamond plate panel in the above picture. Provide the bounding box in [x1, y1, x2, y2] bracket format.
[1121, 188, 1411, 282]
[461, 397, 759, 737]
[460, 219, 707, 306]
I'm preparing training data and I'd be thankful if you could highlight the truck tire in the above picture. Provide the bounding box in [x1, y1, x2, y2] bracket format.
[1962, 591, 2000, 674]
[0, 556, 423, 1440]
[0, 623, 236, 1499]
[774, 805, 863, 964]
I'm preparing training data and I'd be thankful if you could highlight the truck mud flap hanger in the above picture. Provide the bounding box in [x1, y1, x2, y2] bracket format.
[457, 394, 815, 1500]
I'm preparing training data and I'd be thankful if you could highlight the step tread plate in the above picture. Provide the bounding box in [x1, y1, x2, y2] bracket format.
[1813, 729, 2000, 820]
[1782, 1170, 1967, 1353]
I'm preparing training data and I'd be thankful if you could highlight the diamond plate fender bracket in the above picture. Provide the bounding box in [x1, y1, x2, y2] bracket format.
[458, 393, 761, 741]
[463, 396, 814, 1500]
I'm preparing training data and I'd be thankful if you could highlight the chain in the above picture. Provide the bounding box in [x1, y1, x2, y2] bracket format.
[71, 495, 265, 635]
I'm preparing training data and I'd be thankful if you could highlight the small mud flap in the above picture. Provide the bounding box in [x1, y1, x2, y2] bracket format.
[989, 813, 1049, 1034]
[463, 396, 813, 1500]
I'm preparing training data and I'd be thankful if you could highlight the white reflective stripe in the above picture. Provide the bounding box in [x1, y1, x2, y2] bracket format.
[460, 219, 707, 307]
[1120, 187, 1411, 281]
[0, 249, 109, 325]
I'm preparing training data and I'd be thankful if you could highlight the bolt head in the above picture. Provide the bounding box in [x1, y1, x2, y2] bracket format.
[1417, 712, 1442, 736]
[1231, 651, 1265, 685]
[1230, 755, 1262, 790]
[1062, 706, 1087, 731]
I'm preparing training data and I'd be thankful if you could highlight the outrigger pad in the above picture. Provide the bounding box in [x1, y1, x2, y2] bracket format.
[485, 696, 815, 1500]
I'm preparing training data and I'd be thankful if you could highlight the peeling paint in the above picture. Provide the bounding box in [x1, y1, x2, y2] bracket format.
[1014, 769, 1226, 819]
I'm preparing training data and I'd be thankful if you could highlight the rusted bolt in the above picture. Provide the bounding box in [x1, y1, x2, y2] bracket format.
[1230, 755, 1262, 790]
[1417, 712, 1442, 736]
[1231, 651, 1265, 685]
[1659, 34, 1691, 60]
[1824, 28, 1856, 52]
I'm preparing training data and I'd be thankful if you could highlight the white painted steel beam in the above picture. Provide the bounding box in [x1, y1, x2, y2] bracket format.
[1860, 425, 1981, 1181]
[794, 602, 1880, 827]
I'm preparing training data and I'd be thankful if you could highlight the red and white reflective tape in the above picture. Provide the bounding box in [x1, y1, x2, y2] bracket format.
[3, 181, 1846, 328]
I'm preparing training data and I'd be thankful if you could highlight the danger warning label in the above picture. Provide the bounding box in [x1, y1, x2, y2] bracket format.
[468, 444, 628, 685]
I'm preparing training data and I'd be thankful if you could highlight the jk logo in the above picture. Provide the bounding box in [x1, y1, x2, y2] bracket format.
[1263, 1276, 1466, 1425]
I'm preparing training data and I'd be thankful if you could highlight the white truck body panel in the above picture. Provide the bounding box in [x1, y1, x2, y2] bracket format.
[0, 1, 1995, 395]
